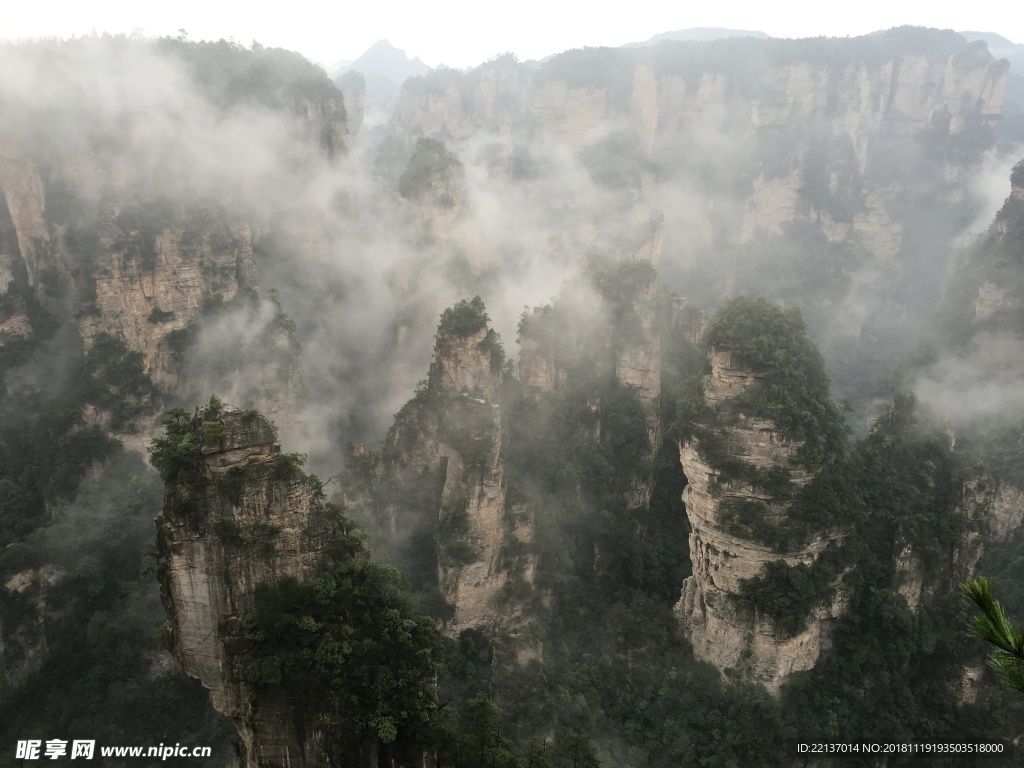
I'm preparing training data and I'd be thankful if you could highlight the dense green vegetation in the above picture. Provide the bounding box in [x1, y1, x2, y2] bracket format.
[702, 296, 847, 467]
[520, 343, 1007, 764]
[719, 391, 1014, 760]
[962, 577, 1024, 696]
[439, 296, 491, 338]
[242, 561, 443, 757]
[666, 296, 854, 551]
[739, 559, 837, 634]
[147, 407, 208, 484]
[481, 315, 769, 765]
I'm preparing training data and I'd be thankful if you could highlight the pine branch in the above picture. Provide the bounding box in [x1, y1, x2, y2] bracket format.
[962, 577, 1024, 694]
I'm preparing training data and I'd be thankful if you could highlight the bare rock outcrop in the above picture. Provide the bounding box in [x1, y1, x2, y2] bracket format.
[424, 323, 519, 633]
[615, 278, 661, 452]
[0, 137, 49, 293]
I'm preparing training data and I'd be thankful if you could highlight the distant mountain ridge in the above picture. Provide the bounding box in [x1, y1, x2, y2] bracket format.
[336, 39, 430, 83]
[623, 27, 770, 47]
[332, 39, 432, 117]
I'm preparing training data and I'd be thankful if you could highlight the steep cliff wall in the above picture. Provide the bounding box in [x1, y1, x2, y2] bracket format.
[0, 135, 266, 394]
[515, 262, 671, 508]
[961, 163, 1024, 332]
[156, 404, 348, 768]
[674, 348, 844, 691]
[992, 483, 1024, 540]
[336, 72, 366, 140]
[395, 57, 528, 142]
[615, 279, 661, 451]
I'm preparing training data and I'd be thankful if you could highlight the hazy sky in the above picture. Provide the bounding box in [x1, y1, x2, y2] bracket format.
[5, 0, 1023, 69]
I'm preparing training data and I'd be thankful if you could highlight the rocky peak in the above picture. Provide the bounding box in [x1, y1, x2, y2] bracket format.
[155, 403, 350, 768]
[430, 296, 503, 399]
[346, 298, 536, 649]
[674, 299, 847, 692]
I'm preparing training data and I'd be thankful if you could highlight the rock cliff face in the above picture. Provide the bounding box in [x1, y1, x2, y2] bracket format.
[0, 130, 264, 387]
[0, 137, 49, 349]
[615, 279, 661, 452]
[0, 40, 346, 417]
[396, 33, 1005, 192]
[0, 152, 304, 432]
[426, 326, 528, 635]
[394, 57, 528, 142]
[517, 314, 567, 396]
[80, 219, 260, 391]
[156, 404, 348, 768]
[391, 30, 1007, 334]
[337, 75, 366, 140]
[674, 348, 844, 692]
[919, 160, 1024, 530]
[992, 483, 1024, 540]
[893, 469, 990, 612]
[967, 165, 1024, 330]
[0, 141, 47, 274]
